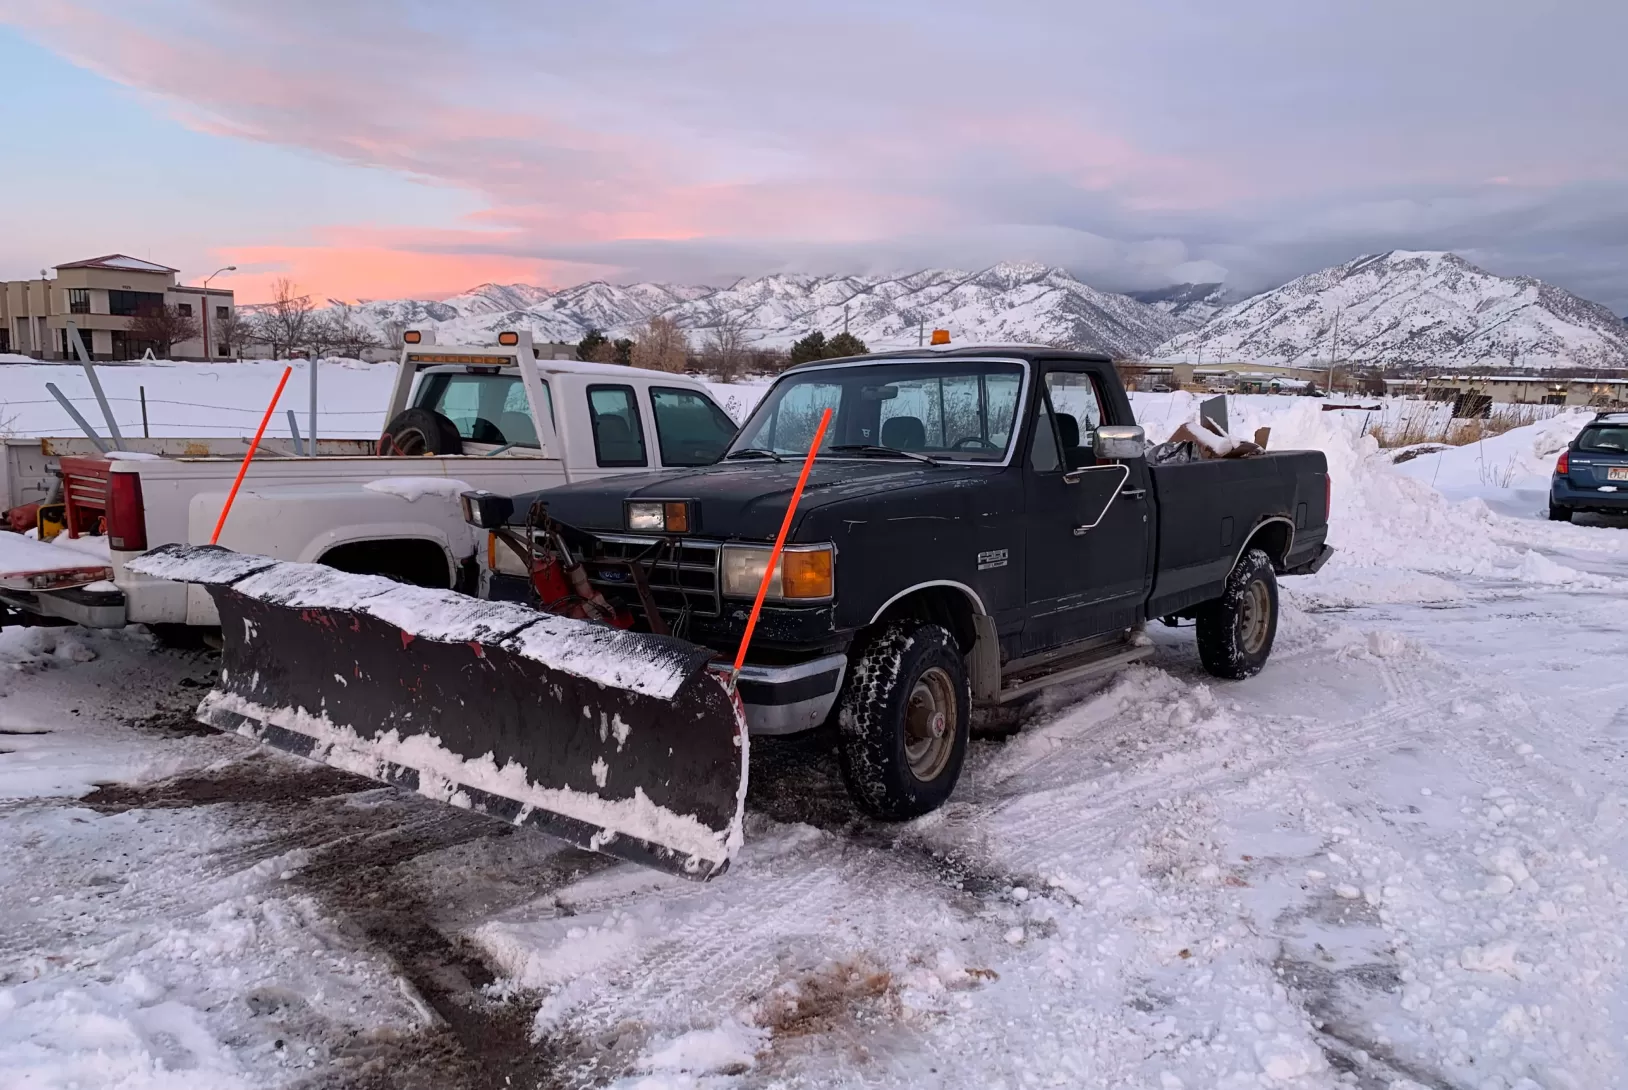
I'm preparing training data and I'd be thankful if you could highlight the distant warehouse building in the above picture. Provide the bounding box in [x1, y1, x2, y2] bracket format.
[1, 255, 235, 361]
[1386, 375, 1628, 409]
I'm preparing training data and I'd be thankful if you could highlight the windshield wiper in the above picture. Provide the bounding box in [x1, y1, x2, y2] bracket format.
[723, 447, 786, 463]
[829, 444, 942, 466]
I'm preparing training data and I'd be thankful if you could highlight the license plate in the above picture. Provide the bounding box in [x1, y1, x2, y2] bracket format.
[1609, 467, 1628, 481]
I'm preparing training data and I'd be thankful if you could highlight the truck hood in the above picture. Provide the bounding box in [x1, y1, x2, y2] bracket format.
[533, 459, 998, 541]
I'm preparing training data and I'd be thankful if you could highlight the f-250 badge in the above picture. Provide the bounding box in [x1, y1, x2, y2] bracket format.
[977, 549, 1008, 570]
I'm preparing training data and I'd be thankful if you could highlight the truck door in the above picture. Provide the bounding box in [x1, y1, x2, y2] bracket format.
[1020, 367, 1153, 654]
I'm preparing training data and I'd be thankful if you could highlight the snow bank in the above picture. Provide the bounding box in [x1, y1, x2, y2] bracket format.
[2, 358, 393, 440]
[1128, 394, 1626, 594]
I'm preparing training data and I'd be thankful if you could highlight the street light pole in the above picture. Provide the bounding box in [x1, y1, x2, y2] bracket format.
[201, 265, 236, 360]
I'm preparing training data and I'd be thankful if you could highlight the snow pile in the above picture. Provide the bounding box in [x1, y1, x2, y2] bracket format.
[1394, 409, 1590, 499]
[362, 477, 472, 502]
[0, 531, 111, 585]
[1132, 394, 1624, 596]
[0, 625, 99, 669]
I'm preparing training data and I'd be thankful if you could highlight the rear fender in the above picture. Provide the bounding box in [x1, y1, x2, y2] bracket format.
[1238, 516, 1295, 572]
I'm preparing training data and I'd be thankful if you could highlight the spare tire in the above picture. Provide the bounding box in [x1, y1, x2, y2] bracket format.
[379, 408, 463, 456]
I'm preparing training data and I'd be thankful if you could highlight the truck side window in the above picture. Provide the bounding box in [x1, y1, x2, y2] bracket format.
[1043, 372, 1105, 470]
[587, 385, 647, 467]
[1030, 397, 1062, 473]
[651, 387, 737, 466]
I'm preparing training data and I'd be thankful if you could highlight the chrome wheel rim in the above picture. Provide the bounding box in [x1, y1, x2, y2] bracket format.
[1238, 578, 1272, 655]
[904, 666, 956, 781]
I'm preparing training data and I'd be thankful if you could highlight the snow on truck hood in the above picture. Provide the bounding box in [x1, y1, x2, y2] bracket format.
[128, 544, 707, 700]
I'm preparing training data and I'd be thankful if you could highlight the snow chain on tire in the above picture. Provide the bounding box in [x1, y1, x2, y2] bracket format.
[836, 621, 971, 819]
[1195, 547, 1279, 680]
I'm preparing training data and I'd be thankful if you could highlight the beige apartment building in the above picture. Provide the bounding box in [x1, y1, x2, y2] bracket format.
[1, 255, 235, 361]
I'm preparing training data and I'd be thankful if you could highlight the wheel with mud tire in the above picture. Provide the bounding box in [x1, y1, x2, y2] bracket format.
[378, 408, 463, 456]
[836, 621, 970, 819]
[1195, 547, 1278, 680]
[1547, 503, 1573, 522]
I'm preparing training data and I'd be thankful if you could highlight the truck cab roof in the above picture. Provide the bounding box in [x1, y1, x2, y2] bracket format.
[780, 345, 1116, 375]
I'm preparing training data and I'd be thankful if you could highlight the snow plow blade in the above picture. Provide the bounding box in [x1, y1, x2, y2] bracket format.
[128, 544, 747, 879]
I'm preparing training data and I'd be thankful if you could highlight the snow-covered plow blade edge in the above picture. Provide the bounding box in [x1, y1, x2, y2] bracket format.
[129, 544, 748, 879]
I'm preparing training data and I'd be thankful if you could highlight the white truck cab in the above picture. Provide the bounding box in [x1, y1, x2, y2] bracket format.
[1, 332, 740, 629]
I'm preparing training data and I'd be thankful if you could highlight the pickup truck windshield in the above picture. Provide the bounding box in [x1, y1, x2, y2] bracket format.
[729, 359, 1024, 462]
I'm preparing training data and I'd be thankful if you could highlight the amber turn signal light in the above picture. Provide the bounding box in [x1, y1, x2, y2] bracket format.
[780, 548, 833, 599]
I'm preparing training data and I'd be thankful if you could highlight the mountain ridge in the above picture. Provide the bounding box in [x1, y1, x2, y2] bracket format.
[311, 262, 1193, 358]
[1153, 251, 1628, 371]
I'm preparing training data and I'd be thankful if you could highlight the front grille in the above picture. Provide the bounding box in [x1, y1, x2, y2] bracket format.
[583, 534, 721, 618]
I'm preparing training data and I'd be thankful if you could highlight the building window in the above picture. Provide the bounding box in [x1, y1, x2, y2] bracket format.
[68, 288, 91, 314]
[215, 306, 229, 321]
[217, 344, 229, 358]
[107, 290, 166, 316]
[176, 302, 194, 317]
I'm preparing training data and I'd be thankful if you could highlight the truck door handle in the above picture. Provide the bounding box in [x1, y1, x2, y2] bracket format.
[1120, 488, 1147, 499]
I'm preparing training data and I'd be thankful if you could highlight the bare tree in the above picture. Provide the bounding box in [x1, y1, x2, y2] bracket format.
[324, 305, 383, 359]
[217, 309, 257, 359]
[629, 315, 690, 373]
[699, 315, 750, 381]
[127, 305, 200, 358]
[255, 278, 313, 360]
[301, 313, 340, 360]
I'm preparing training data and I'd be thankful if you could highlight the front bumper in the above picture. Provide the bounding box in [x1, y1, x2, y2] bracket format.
[0, 585, 127, 627]
[1552, 478, 1628, 512]
[724, 652, 848, 736]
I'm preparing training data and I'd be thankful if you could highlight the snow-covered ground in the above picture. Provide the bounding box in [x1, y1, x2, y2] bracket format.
[0, 359, 770, 443]
[4, 369, 1628, 1089]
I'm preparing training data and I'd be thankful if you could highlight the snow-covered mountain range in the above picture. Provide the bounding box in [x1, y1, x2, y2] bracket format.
[1126, 283, 1231, 327]
[329, 263, 1190, 359]
[1153, 251, 1628, 371]
[309, 250, 1627, 370]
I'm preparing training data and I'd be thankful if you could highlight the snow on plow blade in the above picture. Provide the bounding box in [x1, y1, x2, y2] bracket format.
[128, 544, 747, 879]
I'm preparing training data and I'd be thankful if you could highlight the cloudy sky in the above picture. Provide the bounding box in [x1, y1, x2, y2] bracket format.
[3, 0, 1625, 309]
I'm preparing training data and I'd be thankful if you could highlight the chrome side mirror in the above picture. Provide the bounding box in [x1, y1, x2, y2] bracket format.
[1094, 424, 1146, 460]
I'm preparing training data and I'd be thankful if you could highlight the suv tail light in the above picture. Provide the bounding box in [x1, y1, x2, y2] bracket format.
[1556, 450, 1569, 476]
[106, 471, 148, 552]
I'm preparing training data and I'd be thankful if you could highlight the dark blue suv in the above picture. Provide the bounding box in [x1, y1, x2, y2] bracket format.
[1550, 412, 1628, 522]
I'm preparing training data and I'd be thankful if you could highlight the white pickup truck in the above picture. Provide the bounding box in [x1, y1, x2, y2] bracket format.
[0, 332, 740, 631]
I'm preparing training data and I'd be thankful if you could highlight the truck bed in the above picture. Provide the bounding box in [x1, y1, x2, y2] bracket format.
[1146, 450, 1330, 617]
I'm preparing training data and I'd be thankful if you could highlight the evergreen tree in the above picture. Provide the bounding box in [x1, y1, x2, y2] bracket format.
[824, 331, 868, 358]
[576, 328, 608, 361]
[611, 338, 634, 366]
[789, 331, 828, 365]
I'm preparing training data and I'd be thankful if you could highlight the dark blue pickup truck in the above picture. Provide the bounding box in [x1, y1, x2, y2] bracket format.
[475, 347, 1335, 820]
[1550, 412, 1628, 522]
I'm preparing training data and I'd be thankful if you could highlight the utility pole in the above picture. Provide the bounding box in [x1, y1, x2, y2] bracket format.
[1325, 307, 1341, 393]
[201, 265, 236, 360]
[843, 303, 850, 335]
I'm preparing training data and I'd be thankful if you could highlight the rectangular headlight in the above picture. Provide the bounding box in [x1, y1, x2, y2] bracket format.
[721, 544, 834, 601]
[461, 490, 514, 529]
[627, 501, 665, 531]
[626, 500, 691, 533]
